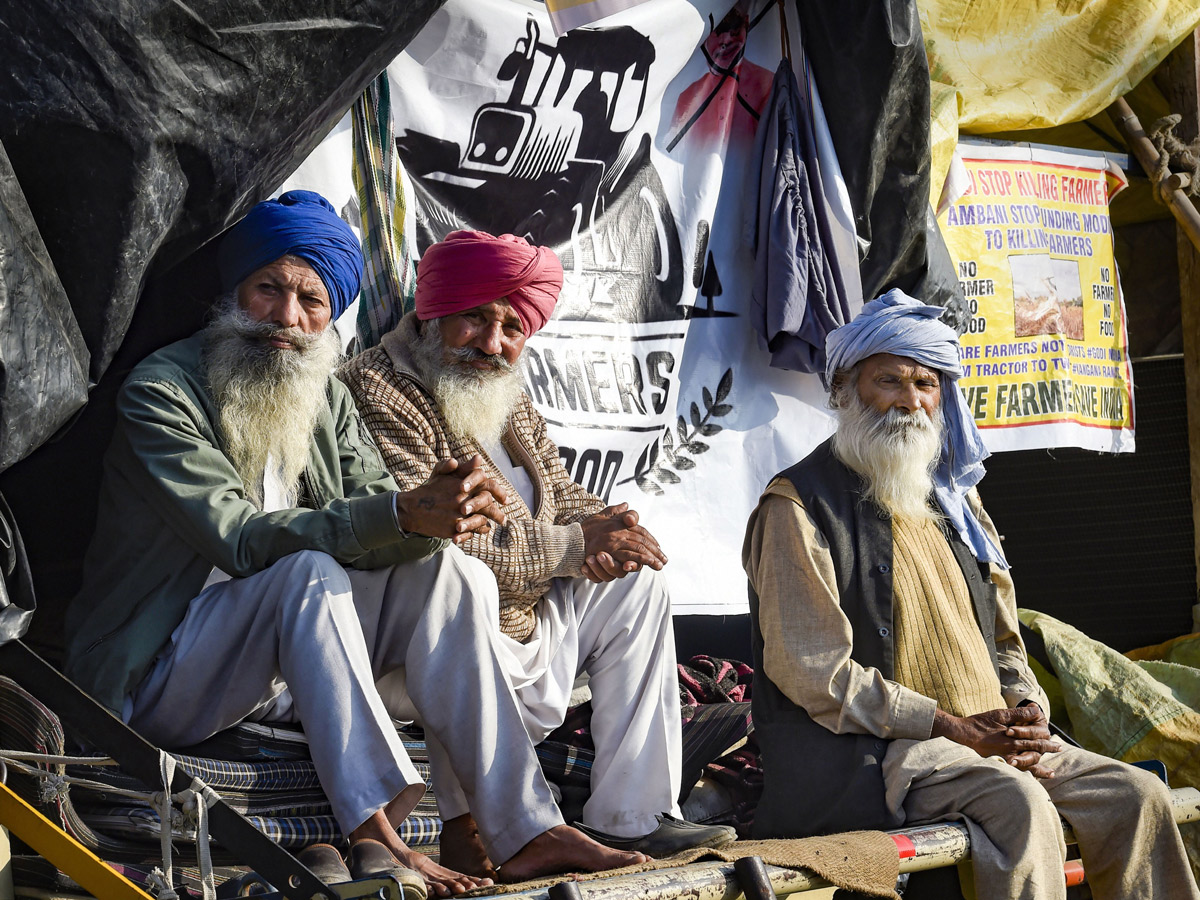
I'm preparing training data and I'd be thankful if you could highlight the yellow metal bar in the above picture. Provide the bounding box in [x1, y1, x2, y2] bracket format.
[0, 781, 153, 900]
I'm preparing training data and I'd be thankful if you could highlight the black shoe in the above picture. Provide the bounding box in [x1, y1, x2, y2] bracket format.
[574, 813, 737, 857]
[296, 842, 352, 885]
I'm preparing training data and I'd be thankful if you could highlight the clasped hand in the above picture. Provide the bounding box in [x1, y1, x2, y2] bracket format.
[931, 705, 1059, 778]
[394, 455, 508, 543]
[578, 502, 668, 583]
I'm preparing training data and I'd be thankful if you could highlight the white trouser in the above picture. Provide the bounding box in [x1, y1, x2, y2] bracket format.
[884, 737, 1200, 900]
[126, 546, 562, 864]
[382, 560, 682, 839]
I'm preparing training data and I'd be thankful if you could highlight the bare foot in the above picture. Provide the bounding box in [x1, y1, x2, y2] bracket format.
[440, 814, 497, 880]
[350, 811, 494, 896]
[497, 825, 648, 883]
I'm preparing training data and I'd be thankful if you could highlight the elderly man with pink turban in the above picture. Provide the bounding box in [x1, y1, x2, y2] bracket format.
[342, 230, 735, 875]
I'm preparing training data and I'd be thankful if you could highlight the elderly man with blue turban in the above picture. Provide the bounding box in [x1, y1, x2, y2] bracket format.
[64, 192, 649, 893]
[743, 290, 1198, 899]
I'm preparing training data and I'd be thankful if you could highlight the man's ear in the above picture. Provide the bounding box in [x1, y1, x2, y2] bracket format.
[829, 370, 851, 408]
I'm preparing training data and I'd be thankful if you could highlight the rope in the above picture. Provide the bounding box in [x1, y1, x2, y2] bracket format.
[37, 772, 70, 804]
[0, 749, 116, 766]
[154, 752, 180, 900]
[188, 778, 220, 900]
[1147, 113, 1200, 204]
[2, 745, 219, 899]
[3, 755, 165, 801]
[151, 758, 219, 900]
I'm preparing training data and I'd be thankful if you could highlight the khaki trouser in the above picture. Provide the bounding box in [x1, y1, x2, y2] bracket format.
[884, 736, 1199, 900]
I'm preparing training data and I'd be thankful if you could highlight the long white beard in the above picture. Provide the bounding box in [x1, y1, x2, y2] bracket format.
[203, 297, 342, 508]
[410, 319, 526, 446]
[832, 392, 945, 522]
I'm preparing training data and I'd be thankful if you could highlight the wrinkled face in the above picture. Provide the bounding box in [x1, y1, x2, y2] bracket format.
[855, 353, 942, 419]
[236, 255, 332, 341]
[437, 298, 527, 371]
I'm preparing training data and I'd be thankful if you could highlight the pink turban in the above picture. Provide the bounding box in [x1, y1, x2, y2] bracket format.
[415, 230, 564, 336]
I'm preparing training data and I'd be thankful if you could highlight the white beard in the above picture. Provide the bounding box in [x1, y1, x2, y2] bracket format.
[832, 391, 945, 522]
[203, 297, 342, 509]
[409, 318, 526, 447]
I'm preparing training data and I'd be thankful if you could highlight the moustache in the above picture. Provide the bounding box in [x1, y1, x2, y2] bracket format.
[230, 315, 324, 353]
[445, 345, 513, 373]
[877, 407, 936, 436]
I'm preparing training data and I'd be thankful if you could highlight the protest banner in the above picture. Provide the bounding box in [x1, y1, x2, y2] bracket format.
[938, 141, 1134, 453]
[285, 0, 850, 614]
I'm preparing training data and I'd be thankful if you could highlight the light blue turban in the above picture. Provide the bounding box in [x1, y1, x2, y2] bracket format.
[218, 190, 363, 321]
[825, 289, 1007, 568]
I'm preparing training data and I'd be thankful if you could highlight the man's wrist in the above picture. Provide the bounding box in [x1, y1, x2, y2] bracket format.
[930, 708, 960, 741]
[392, 491, 413, 537]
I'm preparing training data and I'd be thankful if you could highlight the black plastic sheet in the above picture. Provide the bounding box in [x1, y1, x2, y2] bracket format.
[0, 1, 445, 459]
[0, 492, 35, 644]
[0, 140, 89, 473]
[0, 0, 445, 650]
[793, 0, 966, 322]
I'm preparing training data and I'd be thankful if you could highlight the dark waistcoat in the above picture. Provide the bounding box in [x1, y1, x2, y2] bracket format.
[749, 437, 999, 838]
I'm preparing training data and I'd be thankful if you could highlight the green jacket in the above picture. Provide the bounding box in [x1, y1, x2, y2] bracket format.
[65, 333, 445, 712]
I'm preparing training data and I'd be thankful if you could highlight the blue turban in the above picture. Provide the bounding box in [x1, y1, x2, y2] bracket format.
[824, 289, 1007, 568]
[217, 190, 363, 321]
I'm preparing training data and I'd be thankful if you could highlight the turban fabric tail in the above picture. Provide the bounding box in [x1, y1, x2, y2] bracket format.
[824, 289, 1008, 569]
[414, 230, 563, 336]
[218, 189, 364, 321]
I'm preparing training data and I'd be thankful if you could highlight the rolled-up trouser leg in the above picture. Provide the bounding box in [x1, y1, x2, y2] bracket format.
[1038, 746, 1200, 900]
[348, 545, 563, 865]
[126, 550, 424, 835]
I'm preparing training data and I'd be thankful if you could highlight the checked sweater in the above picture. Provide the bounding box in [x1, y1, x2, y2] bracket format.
[340, 312, 604, 641]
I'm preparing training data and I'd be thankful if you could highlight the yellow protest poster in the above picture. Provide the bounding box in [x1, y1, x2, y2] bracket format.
[938, 141, 1134, 453]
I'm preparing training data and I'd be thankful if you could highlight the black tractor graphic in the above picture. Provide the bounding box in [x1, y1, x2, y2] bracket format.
[398, 17, 686, 324]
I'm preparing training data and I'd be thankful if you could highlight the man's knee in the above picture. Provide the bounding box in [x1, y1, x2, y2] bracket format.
[1112, 761, 1175, 818]
[396, 544, 500, 625]
[276, 548, 348, 580]
[618, 565, 672, 619]
[264, 550, 355, 626]
[957, 758, 1061, 830]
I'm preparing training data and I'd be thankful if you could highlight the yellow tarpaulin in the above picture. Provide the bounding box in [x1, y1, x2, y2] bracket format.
[919, 0, 1200, 134]
[919, 0, 1200, 208]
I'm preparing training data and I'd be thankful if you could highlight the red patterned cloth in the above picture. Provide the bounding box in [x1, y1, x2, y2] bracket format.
[678, 655, 754, 719]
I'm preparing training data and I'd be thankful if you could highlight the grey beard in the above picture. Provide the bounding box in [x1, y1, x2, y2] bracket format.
[832, 391, 945, 522]
[203, 296, 342, 508]
[410, 318, 525, 446]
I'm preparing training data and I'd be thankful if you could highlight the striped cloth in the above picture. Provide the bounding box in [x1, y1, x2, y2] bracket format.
[351, 71, 417, 352]
[78, 807, 444, 851]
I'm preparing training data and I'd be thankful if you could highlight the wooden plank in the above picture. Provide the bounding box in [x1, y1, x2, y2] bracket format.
[1164, 28, 1200, 631]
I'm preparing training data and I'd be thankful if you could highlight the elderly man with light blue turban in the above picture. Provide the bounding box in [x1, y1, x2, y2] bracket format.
[744, 289, 1198, 900]
[65, 191, 650, 893]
